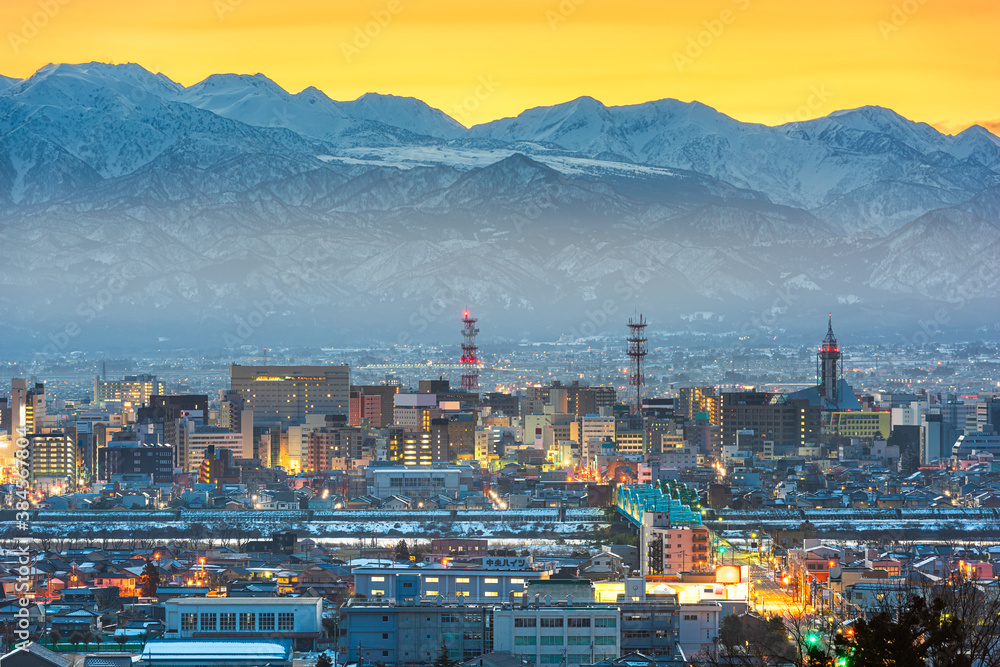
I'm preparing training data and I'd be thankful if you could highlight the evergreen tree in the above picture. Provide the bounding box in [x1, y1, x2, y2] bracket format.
[820, 594, 970, 667]
[394, 539, 410, 561]
[433, 638, 455, 667]
[140, 558, 160, 597]
[316, 653, 333, 667]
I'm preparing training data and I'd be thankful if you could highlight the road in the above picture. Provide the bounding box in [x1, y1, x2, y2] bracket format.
[750, 562, 797, 616]
[717, 537, 797, 616]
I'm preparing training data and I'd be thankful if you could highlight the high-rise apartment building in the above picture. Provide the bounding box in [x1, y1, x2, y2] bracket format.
[10, 380, 46, 435]
[677, 387, 721, 425]
[306, 426, 365, 472]
[28, 431, 76, 489]
[230, 365, 350, 427]
[387, 429, 437, 465]
[581, 414, 616, 462]
[349, 391, 384, 427]
[350, 385, 399, 428]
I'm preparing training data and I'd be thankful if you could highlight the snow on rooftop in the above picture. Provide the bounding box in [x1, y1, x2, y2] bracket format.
[141, 640, 290, 658]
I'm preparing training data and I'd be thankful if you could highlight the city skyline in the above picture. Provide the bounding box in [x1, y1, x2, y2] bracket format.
[2, 2, 999, 665]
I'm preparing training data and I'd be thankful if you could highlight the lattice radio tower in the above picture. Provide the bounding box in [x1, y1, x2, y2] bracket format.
[627, 314, 648, 415]
[460, 309, 480, 392]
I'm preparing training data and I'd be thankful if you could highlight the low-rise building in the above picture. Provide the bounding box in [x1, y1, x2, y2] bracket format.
[162, 597, 323, 651]
[493, 604, 621, 667]
[339, 600, 488, 665]
[353, 565, 544, 603]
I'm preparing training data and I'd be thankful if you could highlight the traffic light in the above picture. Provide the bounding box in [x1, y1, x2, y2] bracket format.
[718, 546, 726, 554]
[806, 633, 820, 646]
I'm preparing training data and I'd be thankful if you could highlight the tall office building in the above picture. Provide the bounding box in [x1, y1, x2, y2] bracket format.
[98, 442, 174, 483]
[721, 392, 820, 451]
[94, 374, 166, 409]
[568, 385, 617, 417]
[9, 379, 27, 437]
[176, 420, 246, 473]
[138, 395, 209, 468]
[230, 365, 349, 427]
[11, 381, 46, 435]
[0, 397, 9, 436]
[393, 393, 440, 432]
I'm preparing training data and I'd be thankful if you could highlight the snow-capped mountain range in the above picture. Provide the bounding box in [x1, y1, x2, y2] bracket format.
[1, 62, 997, 352]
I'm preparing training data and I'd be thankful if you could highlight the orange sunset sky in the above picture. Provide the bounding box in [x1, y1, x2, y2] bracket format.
[1, 0, 997, 132]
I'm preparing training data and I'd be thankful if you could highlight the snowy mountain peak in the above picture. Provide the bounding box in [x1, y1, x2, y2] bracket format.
[806, 105, 948, 152]
[12, 61, 182, 101]
[343, 92, 465, 139]
[189, 72, 289, 93]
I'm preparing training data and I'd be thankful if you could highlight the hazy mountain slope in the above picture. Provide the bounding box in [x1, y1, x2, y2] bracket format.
[0, 62, 997, 349]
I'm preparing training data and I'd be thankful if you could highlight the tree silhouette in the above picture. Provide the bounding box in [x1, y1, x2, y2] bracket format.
[432, 638, 456, 667]
[140, 558, 161, 598]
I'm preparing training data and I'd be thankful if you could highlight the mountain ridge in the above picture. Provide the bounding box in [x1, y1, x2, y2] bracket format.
[0, 62, 997, 350]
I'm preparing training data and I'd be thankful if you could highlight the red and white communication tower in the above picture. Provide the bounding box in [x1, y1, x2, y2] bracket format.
[460, 309, 480, 392]
[627, 314, 648, 415]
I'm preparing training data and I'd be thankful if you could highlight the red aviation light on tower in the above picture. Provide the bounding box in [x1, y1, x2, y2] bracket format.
[817, 314, 842, 403]
[460, 310, 480, 392]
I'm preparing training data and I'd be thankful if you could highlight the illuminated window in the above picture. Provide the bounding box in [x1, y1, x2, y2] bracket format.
[485, 578, 498, 584]
[425, 577, 439, 583]
[457, 578, 470, 583]
[372, 576, 385, 582]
